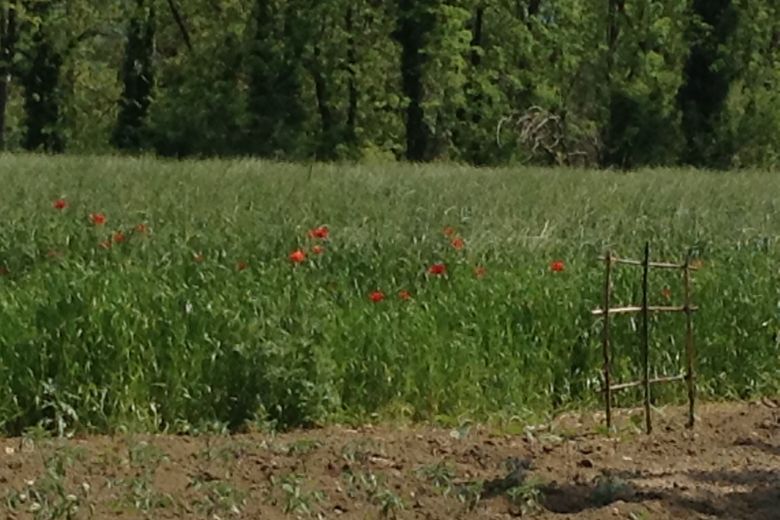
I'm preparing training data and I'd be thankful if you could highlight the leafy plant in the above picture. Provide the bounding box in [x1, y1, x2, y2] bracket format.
[506, 478, 545, 516]
[270, 473, 325, 516]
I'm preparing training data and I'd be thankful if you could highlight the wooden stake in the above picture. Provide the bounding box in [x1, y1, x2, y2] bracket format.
[602, 251, 613, 432]
[592, 305, 698, 316]
[601, 256, 700, 270]
[684, 251, 696, 428]
[606, 373, 686, 392]
[642, 242, 652, 434]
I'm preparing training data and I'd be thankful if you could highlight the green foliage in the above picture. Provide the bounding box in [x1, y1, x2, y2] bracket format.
[678, 0, 740, 167]
[1, 0, 779, 166]
[5, 447, 90, 519]
[719, 2, 780, 169]
[149, 8, 249, 157]
[419, 2, 473, 159]
[112, 0, 154, 151]
[17, 1, 66, 152]
[0, 155, 778, 434]
[505, 478, 544, 516]
[245, 0, 310, 158]
[604, 0, 689, 167]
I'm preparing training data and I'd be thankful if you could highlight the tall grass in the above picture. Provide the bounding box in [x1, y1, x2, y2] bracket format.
[0, 154, 778, 434]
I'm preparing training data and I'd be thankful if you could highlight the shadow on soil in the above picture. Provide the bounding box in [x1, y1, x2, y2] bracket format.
[735, 436, 780, 457]
[528, 408, 780, 519]
[539, 466, 780, 519]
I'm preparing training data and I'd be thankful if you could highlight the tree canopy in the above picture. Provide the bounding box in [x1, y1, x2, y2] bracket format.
[0, 0, 778, 168]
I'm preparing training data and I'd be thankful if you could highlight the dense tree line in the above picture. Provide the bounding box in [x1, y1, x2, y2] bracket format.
[0, 0, 778, 168]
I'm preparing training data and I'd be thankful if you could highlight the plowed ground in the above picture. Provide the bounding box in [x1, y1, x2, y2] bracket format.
[1, 401, 778, 519]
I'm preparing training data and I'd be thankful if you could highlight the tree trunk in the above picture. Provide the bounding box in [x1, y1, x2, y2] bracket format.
[0, 2, 18, 150]
[246, 0, 305, 157]
[600, 0, 620, 167]
[453, 4, 486, 163]
[470, 6, 484, 67]
[395, 0, 434, 161]
[345, 6, 357, 145]
[113, 0, 155, 151]
[528, 0, 541, 17]
[312, 43, 336, 159]
[21, 27, 64, 153]
[165, 0, 192, 51]
[677, 0, 738, 166]
[0, 75, 8, 150]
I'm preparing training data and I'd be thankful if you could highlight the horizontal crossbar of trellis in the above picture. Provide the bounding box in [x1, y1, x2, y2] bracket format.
[597, 256, 700, 271]
[591, 305, 699, 316]
[602, 374, 686, 392]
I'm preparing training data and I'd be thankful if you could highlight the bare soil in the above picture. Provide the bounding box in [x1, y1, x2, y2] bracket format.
[1, 400, 778, 519]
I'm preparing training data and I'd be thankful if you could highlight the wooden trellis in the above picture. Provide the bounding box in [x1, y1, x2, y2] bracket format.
[592, 242, 699, 434]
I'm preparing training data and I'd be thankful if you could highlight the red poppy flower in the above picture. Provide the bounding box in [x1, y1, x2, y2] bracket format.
[53, 198, 68, 210]
[398, 290, 412, 301]
[308, 226, 329, 239]
[134, 223, 149, 234]
[98, 240, 112, 250]
[46, 250, 62, 259]
[289, 249, 306, 263]
[113, 231, 126, 244]
[428, 263, 447, 276]
[661, 287, 672, 301]
[89, 213, 106, 226]
[193, 252, 205, 263]
[474, 266, 487, 279]
[311, 245, 324, 255]
[443, 226, 456, 237]
[236, 261, 248, 271]
[550, 260, 565, 273]
[369, 291, 385, 303]
[451, 237, 465, 251]
[0, 266, 8, 276]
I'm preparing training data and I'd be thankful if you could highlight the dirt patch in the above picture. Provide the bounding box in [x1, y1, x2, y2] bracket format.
[1, 401, 778, 519]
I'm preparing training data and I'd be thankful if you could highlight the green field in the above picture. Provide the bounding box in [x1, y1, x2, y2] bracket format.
[0, 155, 778, 435]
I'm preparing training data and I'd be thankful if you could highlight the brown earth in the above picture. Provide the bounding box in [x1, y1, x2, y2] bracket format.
[1, 400, 778, 519]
